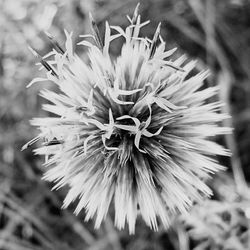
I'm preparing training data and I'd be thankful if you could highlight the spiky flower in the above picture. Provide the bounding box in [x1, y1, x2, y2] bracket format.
[24, 6, 230, 233]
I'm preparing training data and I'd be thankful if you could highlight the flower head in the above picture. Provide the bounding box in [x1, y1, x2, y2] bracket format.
[24, 5, 230, 233]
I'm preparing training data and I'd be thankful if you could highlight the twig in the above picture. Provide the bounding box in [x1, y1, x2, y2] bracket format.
[187, 0, 232, 73]
[186, 0, 247, 194]
[218, 71, 248, 196]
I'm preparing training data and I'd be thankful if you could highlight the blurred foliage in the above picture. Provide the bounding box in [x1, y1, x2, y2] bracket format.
[0, 0, 250, 249]
[180, 173, 250, 250]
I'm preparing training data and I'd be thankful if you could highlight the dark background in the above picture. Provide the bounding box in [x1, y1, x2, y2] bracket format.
[0, 0, 250, 249]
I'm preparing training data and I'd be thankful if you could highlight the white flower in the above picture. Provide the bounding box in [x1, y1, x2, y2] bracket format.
[23, 4, 231, 234]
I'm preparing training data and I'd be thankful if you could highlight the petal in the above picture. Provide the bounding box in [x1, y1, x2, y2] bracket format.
[134, 131, 145, 153]
[26, 77, 48, 88]
[143, 127, 163, 137]
[116, 115, 140, 128]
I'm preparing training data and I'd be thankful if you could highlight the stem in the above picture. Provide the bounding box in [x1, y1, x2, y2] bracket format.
[218, 71, 248, 196]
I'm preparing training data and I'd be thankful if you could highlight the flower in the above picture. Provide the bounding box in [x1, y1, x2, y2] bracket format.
[23, 4, 231, 233]
[180, 199, 250, 250]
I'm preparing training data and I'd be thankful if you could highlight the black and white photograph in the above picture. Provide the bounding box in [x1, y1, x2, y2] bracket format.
[0, 0, 250, 249]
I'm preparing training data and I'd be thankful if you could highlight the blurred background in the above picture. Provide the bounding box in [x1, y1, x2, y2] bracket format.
[1, 0, 250, 249]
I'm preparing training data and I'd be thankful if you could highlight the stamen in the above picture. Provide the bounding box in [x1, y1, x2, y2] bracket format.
[149, 23, 161, 60]
[43, 138, 64, 146]
[45, 31, 65, 54]
[28, 46, 58, 77]
[164, 62, 185, 72]
[89, 12, 103, 50]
